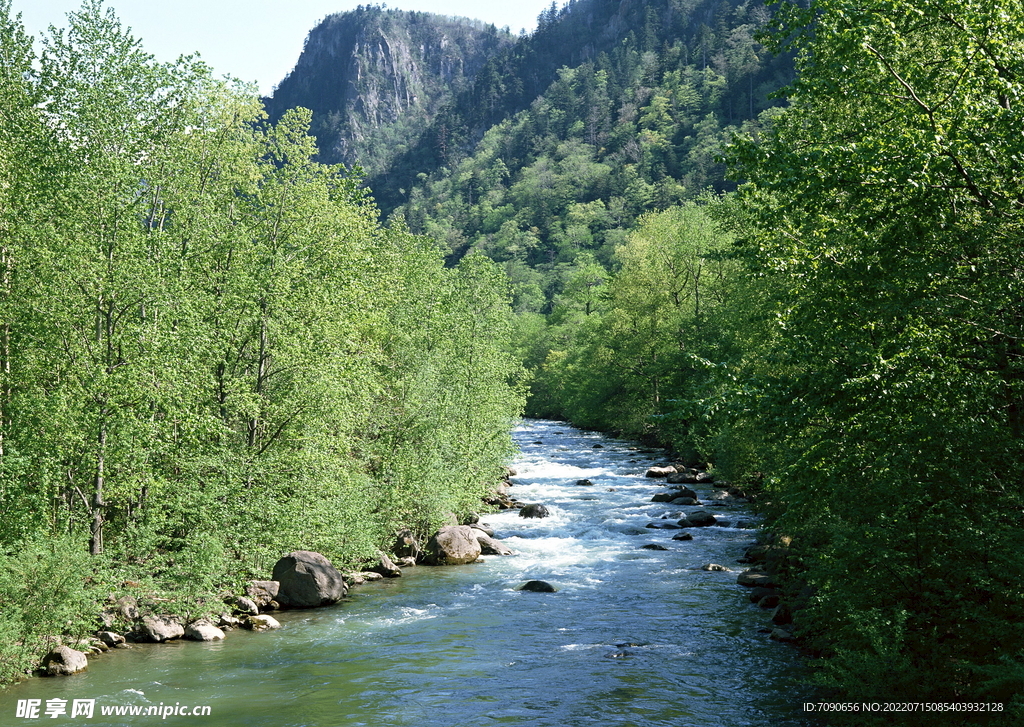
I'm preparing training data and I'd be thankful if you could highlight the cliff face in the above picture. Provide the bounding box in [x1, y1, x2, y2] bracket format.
[265, 7, 513, 173]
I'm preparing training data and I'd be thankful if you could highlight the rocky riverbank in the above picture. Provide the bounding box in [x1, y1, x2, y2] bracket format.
[28, 518, 521, 680]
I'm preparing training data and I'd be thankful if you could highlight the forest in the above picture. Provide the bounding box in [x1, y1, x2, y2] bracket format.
[1, 0, 1023, 720]
[0, 0, 524, 684]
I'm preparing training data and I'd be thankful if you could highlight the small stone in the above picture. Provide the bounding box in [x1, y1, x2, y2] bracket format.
[641, 544, 669, 551]
[96, 631, 125, 648]
[575, 479, 594, 486]
[701, 563, 731, 572]
[770, 628, 796, 643]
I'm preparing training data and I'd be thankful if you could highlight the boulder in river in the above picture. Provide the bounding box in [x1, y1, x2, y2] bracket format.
[737, 569, 778, 589]
[42, 645, 88, 676]
[645, 466, 677, 478]
[470, 522, 496, 537]
[748, 586, 779, 603]
[516, 580, 558, 593]
[184, 620, 225, 642]
[576, 478, 594, 486]
[422, 525, 482, 565]
[369, 552, 403, 578]
[681, 511, 717, 527]
[519, 503, 550, 518]
[670, 497, 699, 507]
[646, 521, 682, 530]
[672, 532, 694, 541]
[666, 472, 699, 484]
[475, 531, 515, 556]
[245, 614, 281, 631]
[642, 544, 669, 551]
[701, 563, 731, 572]
[272, 550, 348, 608]
[650, 492, 677, 503]
[669, 485, 698, 499]
[138, 615, 184, 643]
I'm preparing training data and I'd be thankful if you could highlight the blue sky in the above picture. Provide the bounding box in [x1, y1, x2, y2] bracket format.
[11, 0, 556, 95]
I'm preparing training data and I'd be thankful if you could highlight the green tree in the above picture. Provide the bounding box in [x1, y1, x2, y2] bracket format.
[727, 0, 1024, 714]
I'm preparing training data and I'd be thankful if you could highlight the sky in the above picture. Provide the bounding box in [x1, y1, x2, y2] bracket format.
[11, 0, 557, 96]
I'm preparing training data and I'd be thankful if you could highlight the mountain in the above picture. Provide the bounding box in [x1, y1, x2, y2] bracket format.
[264, 6, 514, 175]
[266, 0, 793, 313]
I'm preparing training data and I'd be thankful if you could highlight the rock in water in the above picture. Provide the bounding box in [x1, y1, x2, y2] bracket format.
[184, 620, 225, 641]
[272, 550, 348, 608]
[681, 511, 717, 527]
[519, 503, 550, 518]
[369, 552, 402, 578]
[475, 531, 515, 556]
[517, 580, 558, 593]
[42, 646, 88, 676]
[245, 614, 281, 631]
[422, 525, 482, 565]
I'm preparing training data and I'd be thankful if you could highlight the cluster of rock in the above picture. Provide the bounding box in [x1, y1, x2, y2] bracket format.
[481, 467, 524, 510]
[735, 537, 800, 643]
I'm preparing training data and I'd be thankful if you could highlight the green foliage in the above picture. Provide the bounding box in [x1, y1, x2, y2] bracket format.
[534, 196, 742, 454]
[0, 535, 102, 684]
[0, 0, 524, 683]
[720, 0, 1024, 713]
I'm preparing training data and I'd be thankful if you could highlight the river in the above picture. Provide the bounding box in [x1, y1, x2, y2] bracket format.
[2, 419, 810, 726]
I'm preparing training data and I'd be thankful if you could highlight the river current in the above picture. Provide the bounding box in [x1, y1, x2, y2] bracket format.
[2, 419, 810, 726]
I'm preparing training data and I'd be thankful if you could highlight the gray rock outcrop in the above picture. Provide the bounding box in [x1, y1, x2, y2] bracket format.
[42, 646, 88, 676]
[422, 525, 482, 565]
[272, 550, 348, 608]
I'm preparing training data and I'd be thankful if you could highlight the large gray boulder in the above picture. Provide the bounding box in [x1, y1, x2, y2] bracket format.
[422, 525, 482, 565]
[138, 615, 184, 643]
[42, 646, 88, 676]
[737, 569, 778, 588]
[680, 511, 717, 527]
[272, 550, 348, 608]
[184, 620, 225, 642]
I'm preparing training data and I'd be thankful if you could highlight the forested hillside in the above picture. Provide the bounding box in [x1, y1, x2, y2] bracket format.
[0, 0, 523, 683]
[264, 6, 514, 175]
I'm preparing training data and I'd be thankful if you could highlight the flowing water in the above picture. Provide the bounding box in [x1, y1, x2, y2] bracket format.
[2, 420, 810, 726]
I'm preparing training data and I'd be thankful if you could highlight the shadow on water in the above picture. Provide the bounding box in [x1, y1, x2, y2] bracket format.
[1, 420, 813, 726]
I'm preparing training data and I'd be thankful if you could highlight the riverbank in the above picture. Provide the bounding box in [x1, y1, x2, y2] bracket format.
[2, 420, 811, 726]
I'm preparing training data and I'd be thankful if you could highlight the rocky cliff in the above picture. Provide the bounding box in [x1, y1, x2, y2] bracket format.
[264, 7, 513, 173]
